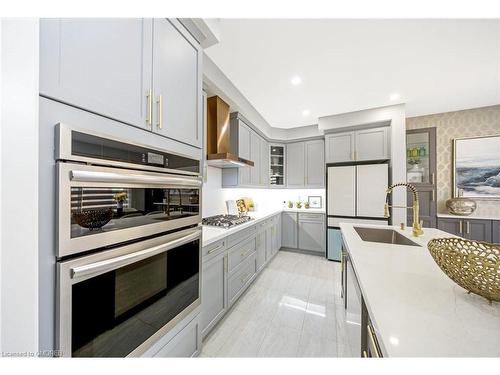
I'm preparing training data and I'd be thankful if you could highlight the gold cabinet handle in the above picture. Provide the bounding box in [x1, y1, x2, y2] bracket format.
[363, 350, 368, 358]
[431, 173, 435, 185]
[146, 89, 153, 128]
[156, 94, 163, 130]
[207, 243, 224, 255]
[459, 220, 463, 234]
[367, 324, 381, 358]
[240, 273, 251, 284]
[431, 189, 435, 202]
[240, 248, 252, 258]
[466, 220, 470, 235]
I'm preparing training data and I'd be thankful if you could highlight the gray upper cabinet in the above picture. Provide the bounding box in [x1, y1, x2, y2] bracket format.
[355, 127, 389, 161]
[40, 18, 153, 129]
[305, 139, 325, 188]
[325, 131, 355, 163]
[282, 212, 298, 248]
[40, 18, 202, 148]
[325, 126, 389, 163]
[238, 122, 251, 186]
[152, 19, 202, 148]
[250, 131, 261, 186]
[286, 142, 306, 187]
[260, 138, 269, 186]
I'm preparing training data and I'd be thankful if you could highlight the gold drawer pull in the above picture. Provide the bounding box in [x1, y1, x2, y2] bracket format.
[367, 324, 381, 358]
[207, 243, 224, 255]
[363, 350, 368, 358]
[240, 248, 252, 257]
[156, 94, 163, 130]
[240, 273, 250, 284]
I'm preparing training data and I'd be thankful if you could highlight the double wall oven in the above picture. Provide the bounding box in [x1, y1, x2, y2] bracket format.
[55, 124, 202, 357]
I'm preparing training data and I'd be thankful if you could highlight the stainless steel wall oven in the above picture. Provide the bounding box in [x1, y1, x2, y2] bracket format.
[55, 124, 202, 357]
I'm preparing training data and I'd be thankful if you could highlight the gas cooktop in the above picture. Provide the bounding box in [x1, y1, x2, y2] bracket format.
[202, 214, 253, 229]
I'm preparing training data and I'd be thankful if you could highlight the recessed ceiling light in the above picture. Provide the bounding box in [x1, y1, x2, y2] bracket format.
[302, 109, 310, 116]
[291, 76, 302, 85]
[390, 93, 400, 101]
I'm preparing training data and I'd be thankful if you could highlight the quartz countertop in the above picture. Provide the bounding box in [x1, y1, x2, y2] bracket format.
[202, 208, 326, 247]
[202, 209, 283, 247]
[340, 222, 500, 357]
[437, 213, 499, 221]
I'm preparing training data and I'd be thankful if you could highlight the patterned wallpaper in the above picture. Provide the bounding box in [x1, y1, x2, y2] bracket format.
[406, 105, 500, 218]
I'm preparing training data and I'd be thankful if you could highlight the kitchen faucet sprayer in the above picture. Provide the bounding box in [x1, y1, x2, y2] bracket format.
[384, 182, 424, 237]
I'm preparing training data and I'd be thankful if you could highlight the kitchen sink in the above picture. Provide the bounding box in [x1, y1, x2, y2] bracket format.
[354, 227, 420, 247]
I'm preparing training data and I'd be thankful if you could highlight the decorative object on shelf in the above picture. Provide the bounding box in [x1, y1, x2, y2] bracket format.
[407, 158, 424, 183]
[428, 237, 500, 303]
[236, 199, 247, 213]
[73, 208, 112, 231]
[308, 196, 322, 209]
[287, 200, 293, 208]
[296, 201, 302, 209]
[304, 202, 310, 209]
[113, 191, 128, 215]
[453, 134, 500, 199]
[446, 191, 477, 216]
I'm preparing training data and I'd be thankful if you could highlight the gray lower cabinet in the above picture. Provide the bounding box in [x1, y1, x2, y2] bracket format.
[200, 250, 227, 338]
[493, 221, 500, 244]
[40, 18, 153, 129]
[153, 315, 201, 357]
[152, 19, 202, 148]
[227, 253, 256, 306]
[200, 214, 281, 339]
[282, 212, 298, 248]
[298, 213, 326, 253]
[256, 231, 267, 272]
[438, 217, 492, 242]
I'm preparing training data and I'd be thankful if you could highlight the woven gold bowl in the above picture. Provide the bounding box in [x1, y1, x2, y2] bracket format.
[428, 238, 500, 302]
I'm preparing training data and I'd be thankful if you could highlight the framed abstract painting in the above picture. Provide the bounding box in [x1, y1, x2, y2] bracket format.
[453, 135, 500, 199]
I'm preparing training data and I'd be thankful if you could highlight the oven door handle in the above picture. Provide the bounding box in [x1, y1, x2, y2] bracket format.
[70, 228, 201, 280]
[70, 170, 202, 188]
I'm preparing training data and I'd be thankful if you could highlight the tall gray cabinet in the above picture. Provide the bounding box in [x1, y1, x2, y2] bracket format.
[40, 18, 202, 148]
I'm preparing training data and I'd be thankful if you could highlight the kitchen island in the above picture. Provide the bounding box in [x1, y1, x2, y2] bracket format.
[340, 223, 500, 357]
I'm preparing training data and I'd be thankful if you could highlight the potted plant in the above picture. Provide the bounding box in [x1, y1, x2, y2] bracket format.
[304, 202, 310, 209]
[287, 200, 293, 208]
[113, 192, 128, 215]
[296, 201, 302, 209]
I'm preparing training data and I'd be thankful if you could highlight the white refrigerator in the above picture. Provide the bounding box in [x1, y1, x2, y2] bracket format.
[327, 163, 389, 261]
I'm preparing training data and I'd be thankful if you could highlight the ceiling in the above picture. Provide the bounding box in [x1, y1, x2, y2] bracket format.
[205, 19, 500, 128]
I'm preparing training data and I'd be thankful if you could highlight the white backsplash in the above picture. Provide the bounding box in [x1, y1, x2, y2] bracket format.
[202, 166, 325, 217]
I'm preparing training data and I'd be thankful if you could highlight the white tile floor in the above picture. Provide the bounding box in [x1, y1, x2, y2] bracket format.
[201, 251, 354, 357]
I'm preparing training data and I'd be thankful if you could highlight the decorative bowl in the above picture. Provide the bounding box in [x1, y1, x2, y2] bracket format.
[73, 208, 112, 231]
[445, 197, 477, 216]
[427, 237, 500, 302]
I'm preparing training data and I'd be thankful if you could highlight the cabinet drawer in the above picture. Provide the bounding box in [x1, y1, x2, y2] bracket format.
[298, 213, 325, 222]
[227, 225, 257, 248]
[153, 315, 200, 357]
[228, 236, 256, 273]
[228, 253, 256, 305]
[202, 239, 226, 261]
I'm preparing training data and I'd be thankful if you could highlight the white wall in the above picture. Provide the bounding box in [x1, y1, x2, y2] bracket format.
[318, 104, 407, 224]
[202, 166, 325, 217]
[0, 19, 39, 355]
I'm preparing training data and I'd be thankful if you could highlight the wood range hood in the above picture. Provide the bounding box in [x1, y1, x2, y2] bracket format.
[206, 96, 254, 168]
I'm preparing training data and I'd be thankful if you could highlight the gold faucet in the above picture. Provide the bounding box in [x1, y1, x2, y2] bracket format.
[384, 182, 424, 237]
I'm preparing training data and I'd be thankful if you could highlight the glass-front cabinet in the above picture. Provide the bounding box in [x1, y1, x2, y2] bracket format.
[406, 127, 437, 228]
[269, 144, 285, 186]
[406, 128, 436, 185]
